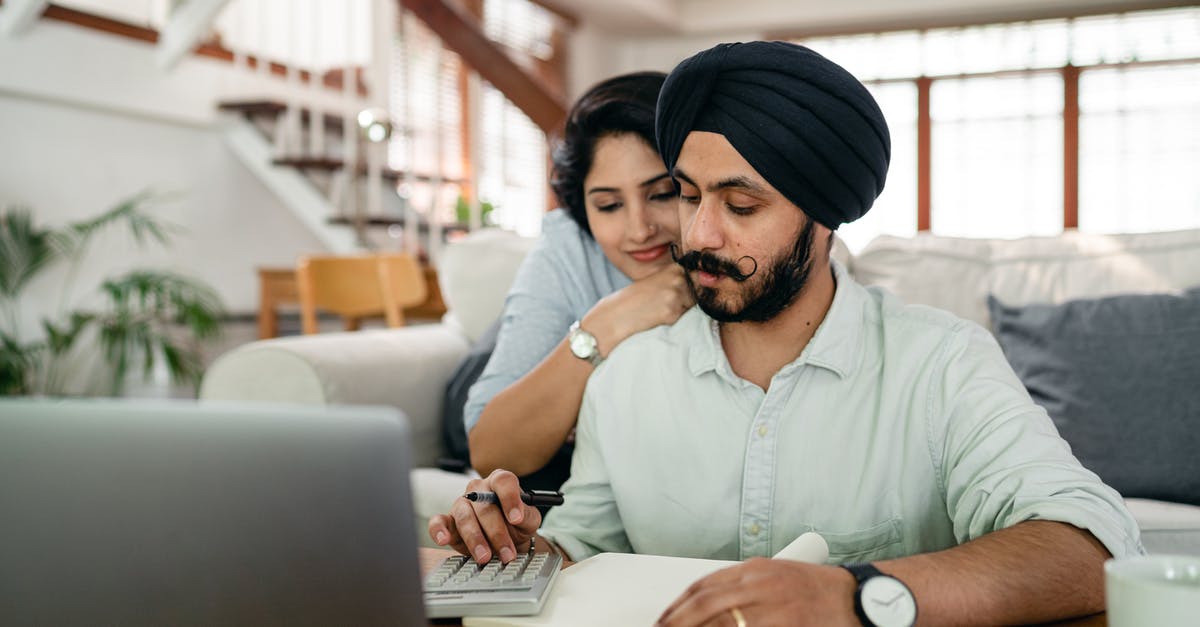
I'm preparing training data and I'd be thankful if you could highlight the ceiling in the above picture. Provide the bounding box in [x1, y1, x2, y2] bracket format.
[545, 0, 1193, 36]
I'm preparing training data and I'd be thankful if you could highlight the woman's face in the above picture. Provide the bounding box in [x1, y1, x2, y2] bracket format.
[583, 133, 681, 281]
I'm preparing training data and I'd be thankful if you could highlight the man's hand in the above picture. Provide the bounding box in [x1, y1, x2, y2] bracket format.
[426, 469, 542, 565]
[655, 558, 860, 627]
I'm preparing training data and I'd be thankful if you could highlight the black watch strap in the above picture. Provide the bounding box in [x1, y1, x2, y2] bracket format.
[840, 562, 915, 627]
[842, 562, 885, 584]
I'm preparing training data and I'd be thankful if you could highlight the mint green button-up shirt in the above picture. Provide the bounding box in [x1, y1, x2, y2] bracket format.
[539, 261, 1143, 564]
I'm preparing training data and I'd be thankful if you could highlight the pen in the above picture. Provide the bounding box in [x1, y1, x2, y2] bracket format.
[464, 489, 564, 507]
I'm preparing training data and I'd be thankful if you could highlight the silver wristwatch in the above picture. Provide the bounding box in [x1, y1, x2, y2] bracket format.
[567, 321, 603, 366]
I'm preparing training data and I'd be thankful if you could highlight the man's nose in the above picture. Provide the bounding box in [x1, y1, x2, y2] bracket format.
[683, 200, 723, 251]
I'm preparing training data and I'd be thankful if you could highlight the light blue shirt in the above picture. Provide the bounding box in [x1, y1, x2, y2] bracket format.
[540, 261, 1144, 564]
[464, 209, 630, 433]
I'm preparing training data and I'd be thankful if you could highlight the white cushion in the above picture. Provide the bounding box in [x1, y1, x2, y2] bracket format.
[853, 228, 1200, 328]
[438, 229, 536, 344]
[1126, 498, 1200, 556]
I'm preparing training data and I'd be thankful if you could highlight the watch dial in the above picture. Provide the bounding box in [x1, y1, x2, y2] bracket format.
[861, 576, 916, 627]
[570, 332, 594, 357]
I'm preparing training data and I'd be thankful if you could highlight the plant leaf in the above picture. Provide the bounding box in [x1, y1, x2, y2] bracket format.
[0, 207, 58, 299]
[0, 329, 43, 395]
[57, 190, 183, 257]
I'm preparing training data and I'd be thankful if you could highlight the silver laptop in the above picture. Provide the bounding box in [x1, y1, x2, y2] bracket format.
[0, 398, 427, 626]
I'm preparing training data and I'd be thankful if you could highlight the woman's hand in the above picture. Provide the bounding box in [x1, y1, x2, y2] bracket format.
[427, 469, 543, 564]
[583, 264, 694, 356]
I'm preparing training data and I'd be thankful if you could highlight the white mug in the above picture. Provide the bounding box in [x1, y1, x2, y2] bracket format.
[1105, 554, 1200, 626]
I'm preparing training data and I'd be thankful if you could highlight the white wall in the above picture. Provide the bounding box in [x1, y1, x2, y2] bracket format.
[568, 26, 760, 99]
[0, 93, 327, 323]
[0, 18, 346, 336]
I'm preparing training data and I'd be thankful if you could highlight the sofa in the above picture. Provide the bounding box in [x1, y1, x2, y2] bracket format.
[200, 226, 1200, 554]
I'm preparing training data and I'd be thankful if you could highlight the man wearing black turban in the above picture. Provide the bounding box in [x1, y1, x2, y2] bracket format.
[429, 42, 1139, 627]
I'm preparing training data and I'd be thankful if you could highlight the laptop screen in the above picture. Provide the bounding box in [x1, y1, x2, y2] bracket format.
[0, 398, 427, 626]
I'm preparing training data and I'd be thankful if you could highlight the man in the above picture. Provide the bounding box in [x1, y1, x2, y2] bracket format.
[429, 41, 1142, 627]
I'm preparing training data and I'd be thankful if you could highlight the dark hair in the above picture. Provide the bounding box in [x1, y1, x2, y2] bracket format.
[550, 71, 667, 236]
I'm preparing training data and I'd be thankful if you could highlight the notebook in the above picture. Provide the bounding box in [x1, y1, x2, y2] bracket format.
[463, 532, 829, 626]
[0, 398, 426, 626]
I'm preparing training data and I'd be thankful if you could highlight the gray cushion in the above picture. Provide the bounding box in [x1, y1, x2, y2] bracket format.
[988, 290, 1200, 506]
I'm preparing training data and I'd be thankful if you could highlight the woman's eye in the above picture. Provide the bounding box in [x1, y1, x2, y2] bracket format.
[726, 203, 755, 216]
[648, 190, 679, 203]
[595, 203, 622, 213]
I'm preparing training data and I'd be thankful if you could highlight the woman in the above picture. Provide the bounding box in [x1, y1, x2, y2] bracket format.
[463, 71, 693, 488]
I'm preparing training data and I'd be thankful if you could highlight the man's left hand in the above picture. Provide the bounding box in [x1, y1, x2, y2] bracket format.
[655, 558, 861, 627]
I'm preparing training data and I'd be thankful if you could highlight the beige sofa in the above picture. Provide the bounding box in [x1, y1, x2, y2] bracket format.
[201, 226, 1200, 554]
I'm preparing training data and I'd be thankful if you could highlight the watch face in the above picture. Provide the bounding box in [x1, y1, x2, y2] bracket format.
[569, 330, 596, 358]
[860, 576, 916, 627]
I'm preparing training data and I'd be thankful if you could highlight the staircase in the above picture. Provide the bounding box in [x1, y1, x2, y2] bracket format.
[217, 98, 470, 257]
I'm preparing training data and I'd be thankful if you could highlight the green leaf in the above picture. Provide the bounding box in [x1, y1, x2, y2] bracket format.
[96, 269, 224, 395]
[57, 190, 183, 257]
[0, 329, 43, 395]
[0, 207, 58, 299]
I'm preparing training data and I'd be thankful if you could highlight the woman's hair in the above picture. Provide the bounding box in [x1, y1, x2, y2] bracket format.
[550, 71, 667, 236]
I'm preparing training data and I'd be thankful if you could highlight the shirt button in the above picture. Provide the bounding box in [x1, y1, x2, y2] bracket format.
[757, 424, 768, 437]
[748, 523, 761, 536]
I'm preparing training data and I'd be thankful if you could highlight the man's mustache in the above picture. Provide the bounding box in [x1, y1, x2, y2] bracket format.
[670, 244, 758, 282]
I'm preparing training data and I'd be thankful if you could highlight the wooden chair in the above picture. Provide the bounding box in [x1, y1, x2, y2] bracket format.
[295, 253, 428, 335]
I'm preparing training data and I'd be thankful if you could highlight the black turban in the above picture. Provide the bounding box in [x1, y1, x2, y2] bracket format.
[655, 41, 890, 229]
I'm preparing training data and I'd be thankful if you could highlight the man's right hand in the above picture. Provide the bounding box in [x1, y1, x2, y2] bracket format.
[427, 469, 543, 564]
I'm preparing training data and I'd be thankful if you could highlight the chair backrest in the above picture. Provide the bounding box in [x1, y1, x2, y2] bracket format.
[379, 253, 428, 311]
[296, 253, 426, 334]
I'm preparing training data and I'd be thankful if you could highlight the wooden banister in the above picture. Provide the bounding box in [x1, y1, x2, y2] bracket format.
[399, 0, 567, 135]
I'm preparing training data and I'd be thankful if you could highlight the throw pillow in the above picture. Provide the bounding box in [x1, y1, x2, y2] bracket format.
[987, 290, 1200, 506]
[440, 318, 502, 471]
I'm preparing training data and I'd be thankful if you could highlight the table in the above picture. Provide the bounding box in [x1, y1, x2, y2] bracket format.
[417, 548, 1106, 626]
[256, 265, 447, 339]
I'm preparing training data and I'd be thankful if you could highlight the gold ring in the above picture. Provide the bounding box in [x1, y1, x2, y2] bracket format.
[729, 606, 747, 627]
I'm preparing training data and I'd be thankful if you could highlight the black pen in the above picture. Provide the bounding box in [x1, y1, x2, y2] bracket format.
[464, 489, 564, 507]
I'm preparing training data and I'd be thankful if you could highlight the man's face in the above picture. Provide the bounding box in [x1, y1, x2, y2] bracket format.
[672, 131, 828, 323]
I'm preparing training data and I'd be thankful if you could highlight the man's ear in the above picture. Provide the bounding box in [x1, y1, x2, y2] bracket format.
[815, 223, 836, 260]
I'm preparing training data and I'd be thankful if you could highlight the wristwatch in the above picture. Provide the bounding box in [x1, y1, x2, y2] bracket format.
[567, 321, 603, 366]
[841, 563, 917, 627]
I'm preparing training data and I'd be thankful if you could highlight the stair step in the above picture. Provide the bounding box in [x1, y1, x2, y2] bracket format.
[273, 157, 464, 185]
[327, 215, 470, 235]
[218, 101, 347, 132]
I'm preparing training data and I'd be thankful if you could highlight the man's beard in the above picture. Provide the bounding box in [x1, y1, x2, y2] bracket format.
[673, 219, 817, 323]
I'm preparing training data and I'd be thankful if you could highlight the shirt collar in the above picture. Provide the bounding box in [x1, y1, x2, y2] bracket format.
[686, 259, 865, 382]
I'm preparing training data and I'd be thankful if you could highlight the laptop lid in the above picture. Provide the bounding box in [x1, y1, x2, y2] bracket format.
[0, 398, 426, 626]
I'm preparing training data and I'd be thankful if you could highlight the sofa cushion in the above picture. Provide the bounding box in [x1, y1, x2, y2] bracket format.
[438, 228, 536, 344]
[1125, 498, 1200, 555]
[988, 290, 1200, 506]
[853, 228, 1200, 328]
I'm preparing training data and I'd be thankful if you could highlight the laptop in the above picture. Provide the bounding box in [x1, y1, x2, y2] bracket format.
[0, 398, 427, 626]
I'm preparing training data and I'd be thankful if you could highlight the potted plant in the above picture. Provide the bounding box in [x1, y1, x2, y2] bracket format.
[0, 192, 224, 397]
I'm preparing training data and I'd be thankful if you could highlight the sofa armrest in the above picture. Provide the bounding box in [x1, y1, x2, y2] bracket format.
[200, 325, 470, 468]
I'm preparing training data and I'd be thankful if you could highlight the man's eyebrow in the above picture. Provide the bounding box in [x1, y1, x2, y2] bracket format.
[709, 175, 767, 194]
[672, 168, 697, 188]
[672, 168, 767, 195]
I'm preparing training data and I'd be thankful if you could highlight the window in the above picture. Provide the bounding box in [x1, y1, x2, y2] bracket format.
[1079, 64, 1200, 234]
[389, 13, 464, 228]
[795, 6, 1200, 251]
[477, 0, 556, 236]
[931, 74, 1063, 239]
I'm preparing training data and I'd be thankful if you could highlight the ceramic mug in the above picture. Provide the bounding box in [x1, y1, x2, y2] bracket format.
[1105, 554, 1200, 626]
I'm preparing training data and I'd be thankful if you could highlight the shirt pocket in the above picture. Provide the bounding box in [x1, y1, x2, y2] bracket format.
[820, 518, 904, 564]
